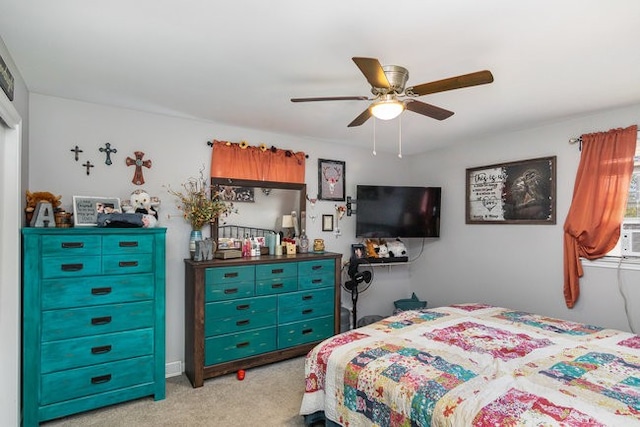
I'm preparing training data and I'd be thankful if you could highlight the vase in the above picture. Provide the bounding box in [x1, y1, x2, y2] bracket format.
[189, 229, 202, 260]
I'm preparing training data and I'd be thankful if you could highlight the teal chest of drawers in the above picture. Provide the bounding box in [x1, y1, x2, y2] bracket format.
[21, 228, 166, 426]
[184, 252, 341, 387]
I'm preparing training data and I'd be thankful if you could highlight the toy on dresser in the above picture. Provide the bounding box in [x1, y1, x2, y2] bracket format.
[122, 189, 161, 227]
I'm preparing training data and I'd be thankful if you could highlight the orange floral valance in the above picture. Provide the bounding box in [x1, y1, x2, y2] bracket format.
[210, 140, 306, 183]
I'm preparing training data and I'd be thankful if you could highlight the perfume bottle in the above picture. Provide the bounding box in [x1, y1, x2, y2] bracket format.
[299, 229, 309, 253]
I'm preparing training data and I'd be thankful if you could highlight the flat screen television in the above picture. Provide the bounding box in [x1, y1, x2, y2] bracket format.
[356, 185, 441, 238]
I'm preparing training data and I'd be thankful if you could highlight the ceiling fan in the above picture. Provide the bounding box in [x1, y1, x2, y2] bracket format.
[291, 57, 494, 127]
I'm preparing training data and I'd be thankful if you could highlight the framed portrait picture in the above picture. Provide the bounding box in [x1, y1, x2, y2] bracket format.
[351, 243, 366, 261]
[215, 185, 255, 202]
[73, 196, 122, 226]
[322, 214, 334, 232]
[466, 156, 556, 224]
[318, 158, 345, 201]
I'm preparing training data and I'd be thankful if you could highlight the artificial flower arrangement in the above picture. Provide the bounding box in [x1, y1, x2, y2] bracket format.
[167, 168, 235, 230]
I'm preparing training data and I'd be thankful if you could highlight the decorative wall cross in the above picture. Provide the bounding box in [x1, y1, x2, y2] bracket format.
[82, 160, 94, 175]
[99, 142, 117, 165]
[125, 151, 152, 185]
[70, 145, 83, 161]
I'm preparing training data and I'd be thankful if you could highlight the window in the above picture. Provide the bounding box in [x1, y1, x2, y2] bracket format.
[624, 142, 640, 219]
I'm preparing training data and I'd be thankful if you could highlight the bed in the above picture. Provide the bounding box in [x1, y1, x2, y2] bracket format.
[300, 303, 640, 426]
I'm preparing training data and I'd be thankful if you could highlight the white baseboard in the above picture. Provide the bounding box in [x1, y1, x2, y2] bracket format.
[165, 361, 183, 378]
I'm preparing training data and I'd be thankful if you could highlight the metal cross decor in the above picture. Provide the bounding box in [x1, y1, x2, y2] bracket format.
[82, 160, 94, 175]
[99, 142, 117, 165]
[125, 151, 152, 185]
[70, 145, 83, 161]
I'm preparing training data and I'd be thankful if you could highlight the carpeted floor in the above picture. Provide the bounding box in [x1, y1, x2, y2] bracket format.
[43, 356, 308, 427]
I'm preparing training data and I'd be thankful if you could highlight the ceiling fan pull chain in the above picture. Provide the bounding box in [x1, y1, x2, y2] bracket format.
[398, 116, 403, 158]
[372, 118, 377, 156]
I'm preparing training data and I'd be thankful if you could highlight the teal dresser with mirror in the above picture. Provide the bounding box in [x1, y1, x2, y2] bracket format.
[21, 227, 166, 426]
[184, 252, 341, 387]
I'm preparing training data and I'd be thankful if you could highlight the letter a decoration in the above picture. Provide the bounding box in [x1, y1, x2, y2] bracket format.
[125, 151, 152, 185]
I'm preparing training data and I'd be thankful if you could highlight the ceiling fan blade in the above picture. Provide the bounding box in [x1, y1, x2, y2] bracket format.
[352, 57, 390, 89]
[405, 100, 454, 121]
[291, 96, 369, 102]
[347, 108, 372, 127]
[407, 70, 494, 97]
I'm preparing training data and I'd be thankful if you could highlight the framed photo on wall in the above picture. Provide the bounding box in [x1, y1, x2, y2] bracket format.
[465, 156, 556, 224]
[322, 214, 334, 232]
[318, 158, 345, 201]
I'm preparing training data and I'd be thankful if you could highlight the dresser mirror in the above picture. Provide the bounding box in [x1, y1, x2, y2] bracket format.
[210, 177, 306, 242]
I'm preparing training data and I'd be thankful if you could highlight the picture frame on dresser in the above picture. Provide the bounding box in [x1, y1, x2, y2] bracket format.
[72, 196, 122, 226]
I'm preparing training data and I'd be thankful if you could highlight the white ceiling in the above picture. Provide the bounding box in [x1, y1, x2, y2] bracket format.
[1, 1, 640, 155]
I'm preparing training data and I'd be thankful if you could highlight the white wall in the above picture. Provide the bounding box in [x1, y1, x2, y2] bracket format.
[409, 103, 640, 332]
[27, 93, 414, 370]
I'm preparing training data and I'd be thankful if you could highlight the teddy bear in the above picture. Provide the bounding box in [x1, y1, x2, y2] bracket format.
[25, 190, 63, 223]
[122, 189, 159, 219]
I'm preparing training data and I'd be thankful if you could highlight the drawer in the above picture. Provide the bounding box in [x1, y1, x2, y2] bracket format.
[206, 295, 276, 320]
[42, 235, 101, 257]
[205, 327, 276, 365]
[297, 259, 334, 277]
[102, 253, 153, 275]
[102, 234, 154, 254]
[256, 276, 298, 296]
[278, 315, 334, 349]
[278, 287, 334, 309]
[42, 274, 154, 310]
[42, 256, 101, 279]
[41, 328, 153, 373]
[278, 300, 334, 324]
[205, 280, 254, 302]
[298, 271, 334, 290]
[206, 265, 255, 285]
[40, 355, 154, 405]
[42, 301, 154, 341]
[205, 310, 277, 336]
[255, 262, 297, 280]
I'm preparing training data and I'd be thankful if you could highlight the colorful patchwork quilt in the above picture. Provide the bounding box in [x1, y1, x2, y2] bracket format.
[299, 304, 640, 426]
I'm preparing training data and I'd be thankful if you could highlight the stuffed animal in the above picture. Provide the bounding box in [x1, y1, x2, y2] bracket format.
[377, 243, 389, 258]
[25, 190, 62, 223]
[387, 239, 408, 258]
[123, 189, 159, 219]
[364, 239, 379, 258]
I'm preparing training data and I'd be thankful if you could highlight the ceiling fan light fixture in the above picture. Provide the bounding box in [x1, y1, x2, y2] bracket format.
[370, 98, 404, 120]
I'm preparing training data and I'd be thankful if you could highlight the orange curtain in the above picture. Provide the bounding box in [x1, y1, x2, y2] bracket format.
[210, 140, 306, 183]
[563, 125, 637, 308]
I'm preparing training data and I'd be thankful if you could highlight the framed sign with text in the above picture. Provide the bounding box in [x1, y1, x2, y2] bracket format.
[466, 156, 556, 224]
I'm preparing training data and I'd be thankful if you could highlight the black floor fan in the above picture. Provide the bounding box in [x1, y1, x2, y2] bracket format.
[342, 259, 374, 329]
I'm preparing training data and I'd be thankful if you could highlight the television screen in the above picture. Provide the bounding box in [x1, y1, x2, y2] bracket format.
[356, 185, 441, 238]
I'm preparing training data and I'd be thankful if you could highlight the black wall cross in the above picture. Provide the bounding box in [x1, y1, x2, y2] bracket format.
[82, 160, 94, 175]
[99, 142, 117, 165]
[70, 145, 83, 161]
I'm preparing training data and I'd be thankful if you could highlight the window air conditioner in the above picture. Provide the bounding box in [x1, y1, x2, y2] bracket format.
[621, 219, 640, 257]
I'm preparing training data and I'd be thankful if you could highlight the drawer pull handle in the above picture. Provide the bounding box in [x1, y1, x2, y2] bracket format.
[302, 309, 314, 315]
[302, 328, 313, 335]
[236, 319, 250, 326]
[224, 272, 239, 278]
[91, 287, 112, 295]
[224, 288, 238, 295]
[271, 268, 284, 274]
[272, 283, 284, 289]
[118, 261, 139, 267]
[312, 279, 322, 284]
[302, 295, 313, 301]
[236, 304, 250, 310]
[91, 374, 112, 384]
[236, 341, 250, 348]
[61, 263, 83, 272]
[91, 316, 112, 325]
[91, 345, 112, 354]
[61, 242, 84, 249]
[119, 241, 139, 247]
[312, 265, 322, 270]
